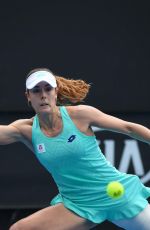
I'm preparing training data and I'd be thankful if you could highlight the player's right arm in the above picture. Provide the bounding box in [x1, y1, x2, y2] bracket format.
[0, 118, 33, 146]
[0, 124, 22, 145]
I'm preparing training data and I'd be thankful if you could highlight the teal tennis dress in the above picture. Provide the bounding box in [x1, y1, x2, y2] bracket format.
[32, 106, 150, 224]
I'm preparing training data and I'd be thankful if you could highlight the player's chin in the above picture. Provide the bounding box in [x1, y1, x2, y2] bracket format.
[39, 107, 51, 113]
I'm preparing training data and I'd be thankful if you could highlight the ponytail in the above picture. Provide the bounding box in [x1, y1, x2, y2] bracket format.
[55, 76, 91, 105]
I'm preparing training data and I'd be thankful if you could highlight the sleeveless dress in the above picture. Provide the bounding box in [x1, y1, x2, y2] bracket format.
[32, 106, 150, 224]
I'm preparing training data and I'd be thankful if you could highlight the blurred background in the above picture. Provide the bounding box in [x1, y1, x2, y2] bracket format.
[0, 0, 149, 229]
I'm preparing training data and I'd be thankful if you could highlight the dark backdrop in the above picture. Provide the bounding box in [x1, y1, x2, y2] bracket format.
[0, 0, 149, 112]
[0, 1, 149, 229]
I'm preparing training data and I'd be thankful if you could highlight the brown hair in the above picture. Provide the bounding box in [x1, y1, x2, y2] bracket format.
[26, 68, 91, 105]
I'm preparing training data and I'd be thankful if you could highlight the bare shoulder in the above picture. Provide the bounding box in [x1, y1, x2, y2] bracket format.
[66, 105, 98, 119]
[10, 118, 34, 140]
[8, 117, 35, 151]
[66, 105, 111, 128]
[10, 118, 33, 129]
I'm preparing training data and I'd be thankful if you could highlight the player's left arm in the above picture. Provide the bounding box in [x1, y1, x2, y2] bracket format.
[78, 105, 150, 145]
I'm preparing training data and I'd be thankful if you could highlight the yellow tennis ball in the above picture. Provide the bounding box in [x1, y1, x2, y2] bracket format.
[106, 181, 125, 199]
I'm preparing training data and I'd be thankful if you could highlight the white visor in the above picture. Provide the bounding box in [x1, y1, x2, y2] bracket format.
[26, 70, 57, 89]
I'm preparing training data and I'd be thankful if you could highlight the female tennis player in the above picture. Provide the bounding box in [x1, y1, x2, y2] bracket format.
[2, 68, 150, 230]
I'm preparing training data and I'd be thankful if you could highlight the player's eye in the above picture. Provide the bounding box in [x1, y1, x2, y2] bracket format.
[45, 85, 52, 92]
[30, 88, 41, 93]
